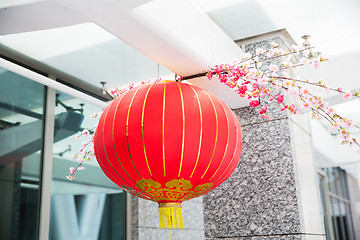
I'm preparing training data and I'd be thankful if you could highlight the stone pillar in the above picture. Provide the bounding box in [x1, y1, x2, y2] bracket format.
[132, 196, 205, 240]
[203, 39, 325, 240]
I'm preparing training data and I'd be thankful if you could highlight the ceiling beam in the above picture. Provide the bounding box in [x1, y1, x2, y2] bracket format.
[0, 2, 88, 35]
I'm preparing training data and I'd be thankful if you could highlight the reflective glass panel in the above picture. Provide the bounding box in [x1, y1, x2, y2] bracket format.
[0, 67, 45, 240]
[49, 91, 126, 240]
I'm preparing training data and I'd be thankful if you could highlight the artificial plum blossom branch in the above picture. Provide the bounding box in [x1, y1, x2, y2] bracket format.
[206, 42, 360, 152]
[66, 126, 97, 180]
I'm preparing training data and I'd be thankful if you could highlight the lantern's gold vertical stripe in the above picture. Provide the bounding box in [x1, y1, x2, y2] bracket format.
[101, 104, 129, 185]
[200, 91, 218, 179]
[189, 85, 203, 178]
[141, 84, 154, 177]
[209, 101, 229, 181]
[177, 83, 185, 178]
[217, 113, 239, 184]
[112, 93, 137, 184]
[126, 86, 143, 178]
[162, 83, 166, 177]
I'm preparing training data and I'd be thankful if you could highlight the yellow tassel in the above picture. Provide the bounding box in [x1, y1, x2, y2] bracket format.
[158, 202, 183, 229]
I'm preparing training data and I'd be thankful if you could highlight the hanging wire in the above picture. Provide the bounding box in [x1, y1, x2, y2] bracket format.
[157, 63, 160, 80]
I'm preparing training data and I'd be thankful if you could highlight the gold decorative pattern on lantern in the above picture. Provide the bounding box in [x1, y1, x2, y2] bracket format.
[120, 185, 152, 200]
[136, 179, 164, 201]
[121, 178, 214, 202]
[180, 182, 214, 201]
[164, 179, 193, 201]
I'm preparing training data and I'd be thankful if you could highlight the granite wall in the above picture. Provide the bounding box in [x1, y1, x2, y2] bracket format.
[132, 196, 205, 240]
[203, 39, 325, 240]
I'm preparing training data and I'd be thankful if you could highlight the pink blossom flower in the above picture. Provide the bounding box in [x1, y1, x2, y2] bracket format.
[82, 129, 90, 136]
[249, 100, 260, 108]
[328, 122, 339, 131]
[69, 167, 75, 174]
[273, 81, 282, 89]
[66, 175, 74, 181]
[218, 74, 227, 83]
[267, 48, 276, 57]
[344, 120, 354, 128]
[262, 114, 273, 121]
[275, 94, 284, 104]
[268, 65, 279, 72]
[235, 85, 247, 95]
[326, 108, 336, 115]
[207, 71, 213, 80]
[242, 53, 252, 60]
[302, 102, 311, 110]
[288, 104, 298, 114]
[311, 113, 321, 120]
[343, 92, 352, 100]
[300, 87, 310, 96]
[286, 87, 298, 97]
[283, 81, 293, 88]
[270, 42, 279, 48]
[257, 77, 268, 85]
[256, 48, 265, 55]
[259, 105, 268, 114]
[291, 45, 300, 53]
[77, 166, 85, 170]
[300, 57, 310, 65]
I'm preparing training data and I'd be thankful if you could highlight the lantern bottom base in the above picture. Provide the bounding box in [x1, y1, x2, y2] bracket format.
[158, 202, 183, 229]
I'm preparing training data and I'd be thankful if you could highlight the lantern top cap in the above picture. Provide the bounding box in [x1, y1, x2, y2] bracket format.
[159, 80, 175, 83]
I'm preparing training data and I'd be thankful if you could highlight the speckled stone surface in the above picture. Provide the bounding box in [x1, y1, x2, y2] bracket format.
[205, 234, 322, 240]
[206, 234, 325, 240]
[204, 116, 301, 238]
[205, 235, 303, 240]
[132, 196, 205, 240]
[243, 37, 281, 73]
[132, 197, 139, 240]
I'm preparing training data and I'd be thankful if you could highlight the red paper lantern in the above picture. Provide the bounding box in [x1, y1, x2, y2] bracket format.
[94, 81, 242, 228]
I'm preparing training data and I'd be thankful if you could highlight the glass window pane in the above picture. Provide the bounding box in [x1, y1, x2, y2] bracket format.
[326, 168, 338, 195]
[0, 67, 45, 240]
[49, 91, 126, 240]
[330, 196, 340, 240]
[318, 174, 331, 239]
